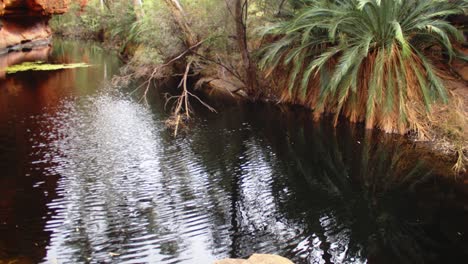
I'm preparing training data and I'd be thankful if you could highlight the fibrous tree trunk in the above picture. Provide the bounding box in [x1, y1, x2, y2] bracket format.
[162, 0, 198, 48]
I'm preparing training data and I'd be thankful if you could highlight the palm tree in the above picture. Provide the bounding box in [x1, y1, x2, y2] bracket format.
[259, 0, 466, 134]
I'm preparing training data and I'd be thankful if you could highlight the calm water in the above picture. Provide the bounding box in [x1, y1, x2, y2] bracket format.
[0, 40, 467, 264]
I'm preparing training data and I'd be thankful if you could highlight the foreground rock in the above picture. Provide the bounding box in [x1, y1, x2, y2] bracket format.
[0, 0, 72, 53]
[214, 254, 294, 264]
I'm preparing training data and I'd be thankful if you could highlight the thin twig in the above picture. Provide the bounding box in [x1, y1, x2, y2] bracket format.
[174, 114, 181, 137]
[182, 60, 192, 119]
[187, 90, 217, 112]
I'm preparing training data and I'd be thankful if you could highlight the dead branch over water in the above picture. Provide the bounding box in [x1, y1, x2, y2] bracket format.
[165, 59, 217, 136]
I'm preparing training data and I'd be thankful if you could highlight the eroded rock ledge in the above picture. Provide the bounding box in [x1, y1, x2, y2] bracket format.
[0, 0, 71, 53]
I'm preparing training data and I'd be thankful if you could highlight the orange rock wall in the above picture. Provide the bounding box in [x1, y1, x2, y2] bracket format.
[0, 18, 51, 51]
[27, 0, 71, 15]
[0, 0, 72, 51]
[0, 0, 71, 16]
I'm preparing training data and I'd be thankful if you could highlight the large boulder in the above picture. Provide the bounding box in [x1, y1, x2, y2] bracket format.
[214, 254, 294, 264]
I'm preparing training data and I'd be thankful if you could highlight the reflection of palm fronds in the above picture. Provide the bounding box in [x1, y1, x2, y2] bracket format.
[359, 132, 433, 194]
[253, 109, 437, 262]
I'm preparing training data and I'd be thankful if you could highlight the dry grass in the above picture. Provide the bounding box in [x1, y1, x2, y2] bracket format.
[271, 49, 445, 130]
[422, 89, 468, 174]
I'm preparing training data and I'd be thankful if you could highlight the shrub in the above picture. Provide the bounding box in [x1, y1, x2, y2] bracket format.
[50, 1, 137, 43]
[259, 0, 466, 134]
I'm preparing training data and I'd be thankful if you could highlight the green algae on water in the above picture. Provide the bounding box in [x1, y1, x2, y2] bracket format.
[6, 61, 91, 74]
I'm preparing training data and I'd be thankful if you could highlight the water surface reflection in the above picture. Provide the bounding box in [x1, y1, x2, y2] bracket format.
[0, 40, 467, 264]
[0, 39, 120, 263]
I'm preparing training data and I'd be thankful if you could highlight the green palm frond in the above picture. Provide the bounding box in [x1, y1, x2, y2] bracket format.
[259, 0, 465, 133]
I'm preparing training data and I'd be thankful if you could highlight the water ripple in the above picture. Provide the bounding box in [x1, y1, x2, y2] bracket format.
[13, 90, 466, 264]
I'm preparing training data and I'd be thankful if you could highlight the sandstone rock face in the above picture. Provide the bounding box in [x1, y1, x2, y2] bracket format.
[0, 0, 71, 16]
[0, 0, 71, 52]
[0, 17, 51, 52]
[28, 0, 71, 14]
[214, 254, 294, 264]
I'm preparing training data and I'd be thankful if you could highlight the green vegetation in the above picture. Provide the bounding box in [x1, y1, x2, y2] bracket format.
[258, 0, 467, 173]
[5, 62, 91, 74]
[259, 0, 466, 134]
[50, 0, 285, 71]
[50, 0, 467, 173]
[50, 1, 140, 48]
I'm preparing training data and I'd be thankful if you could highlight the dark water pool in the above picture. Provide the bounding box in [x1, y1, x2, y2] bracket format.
[0, 40, 467, 264]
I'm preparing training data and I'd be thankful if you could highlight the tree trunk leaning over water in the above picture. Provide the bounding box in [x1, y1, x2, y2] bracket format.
[162, 0, 198, 48]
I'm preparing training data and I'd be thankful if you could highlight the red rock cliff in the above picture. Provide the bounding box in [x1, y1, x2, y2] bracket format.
[0, 0, 71, 52]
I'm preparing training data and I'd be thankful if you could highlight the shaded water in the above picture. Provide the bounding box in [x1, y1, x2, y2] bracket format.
[0, 40, 467, 264]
